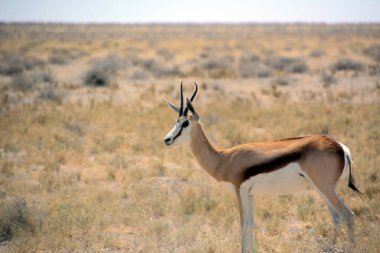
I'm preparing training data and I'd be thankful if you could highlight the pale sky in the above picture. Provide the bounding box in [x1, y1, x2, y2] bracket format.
[0, 0, 379, 23]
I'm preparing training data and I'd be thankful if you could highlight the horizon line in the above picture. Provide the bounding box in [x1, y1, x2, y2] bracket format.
[1, 21, 380, 26]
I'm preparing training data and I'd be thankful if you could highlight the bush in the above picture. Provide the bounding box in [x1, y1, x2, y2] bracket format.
[320, 72, 337, 85]
[363, 44, 380, 62]
[131, 57, 181, 79]
[130, 70, 149, 80]
[271, 77, 290, 86]
[84, 68, 112, 86]
[38, 83, 63, 103]
[0, 52, 45, 76]
[156, 48, 173, 61]
[330, 59, 364, 72]
[48, 48, 87, 65]
[0, 198, 35, 243]
[48, 54, 69, 65]
[33, 69, 55, 84]
[266, 57, 308, 74]
[368, 64, 380, 76]
[238, 53, 271, 78]
[11, 68, 56, 93]
[0, 53, 23, 75]
[199, 46, 215, 59]
[309, 49, 325, 58]
[152, 64, 181, 78]
[200, 58, 231, 70]
[11, 73, 34, 92]
[84, 55, 121, 87]
[199, 56, 236, 78]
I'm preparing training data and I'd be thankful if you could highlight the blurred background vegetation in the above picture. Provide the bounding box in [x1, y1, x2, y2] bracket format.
[0, 23, 379, 252]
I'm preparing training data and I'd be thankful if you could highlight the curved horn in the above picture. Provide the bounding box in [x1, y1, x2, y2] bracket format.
[190, 82, 198, 102]
[179, 81, 184, 116]
[184, 82, 198, 116]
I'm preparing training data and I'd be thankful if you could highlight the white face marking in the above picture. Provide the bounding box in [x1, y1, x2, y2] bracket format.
[164, 117, 192, 146]
[241, 162, 310, 195]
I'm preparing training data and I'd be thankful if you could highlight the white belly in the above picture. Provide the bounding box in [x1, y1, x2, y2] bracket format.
[242, 162, 310, 195]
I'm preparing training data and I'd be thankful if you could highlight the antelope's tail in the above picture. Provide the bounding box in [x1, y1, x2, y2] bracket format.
[339, 142, 364, 199]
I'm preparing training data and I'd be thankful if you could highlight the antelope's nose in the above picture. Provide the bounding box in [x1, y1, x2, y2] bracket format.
[164, 137, 172, 145]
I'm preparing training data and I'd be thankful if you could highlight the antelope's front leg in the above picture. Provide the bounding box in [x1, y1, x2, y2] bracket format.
[247, 194, 255, 253]
[240, 186, 254, 253]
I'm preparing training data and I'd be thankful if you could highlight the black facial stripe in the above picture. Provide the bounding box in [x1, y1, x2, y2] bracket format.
[172, 120, 189, 141]
[172, 128, 183, 141]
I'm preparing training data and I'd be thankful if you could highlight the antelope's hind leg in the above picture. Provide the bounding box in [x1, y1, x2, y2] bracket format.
[328, 204, 342, 245]
[322, 189, 356, 243]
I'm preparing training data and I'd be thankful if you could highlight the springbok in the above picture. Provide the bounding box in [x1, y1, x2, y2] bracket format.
[163, 82, 362, 253]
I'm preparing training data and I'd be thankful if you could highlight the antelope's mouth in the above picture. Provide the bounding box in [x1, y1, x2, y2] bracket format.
[164, 137, 173, 145]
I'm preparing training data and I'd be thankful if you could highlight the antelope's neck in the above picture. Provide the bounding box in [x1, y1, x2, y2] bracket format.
[190, 122, 223, 181]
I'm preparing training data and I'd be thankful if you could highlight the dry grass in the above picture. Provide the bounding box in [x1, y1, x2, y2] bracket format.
[0, 23, 380, 253]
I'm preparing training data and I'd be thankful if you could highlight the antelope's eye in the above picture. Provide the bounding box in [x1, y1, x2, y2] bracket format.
[182, 120, 189, 128]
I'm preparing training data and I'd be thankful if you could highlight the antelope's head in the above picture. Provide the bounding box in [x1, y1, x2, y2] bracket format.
[164, 82, 199, 146]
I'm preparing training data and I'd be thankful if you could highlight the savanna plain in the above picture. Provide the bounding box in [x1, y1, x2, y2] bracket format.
[0, 23, 379, 252]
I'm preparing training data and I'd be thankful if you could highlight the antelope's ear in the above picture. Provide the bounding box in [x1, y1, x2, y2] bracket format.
[186, 97, 199, 121]
[163, 96, 180, 114]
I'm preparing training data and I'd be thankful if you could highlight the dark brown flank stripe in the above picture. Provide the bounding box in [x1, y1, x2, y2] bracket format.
[242, 151, 304, 182]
